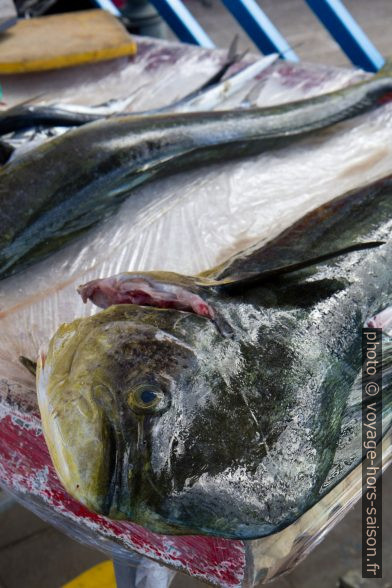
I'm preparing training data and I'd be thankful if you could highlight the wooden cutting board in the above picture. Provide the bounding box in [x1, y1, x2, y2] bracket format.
[0, 9, 137, 74]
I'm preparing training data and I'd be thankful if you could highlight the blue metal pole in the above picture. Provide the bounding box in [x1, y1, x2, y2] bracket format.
[148, 0, 215, 47]
[305, 0, 384, 72]
[94, 0, 122, 17]
[95, 0, 214, 47]
[221, 0, 298, 61]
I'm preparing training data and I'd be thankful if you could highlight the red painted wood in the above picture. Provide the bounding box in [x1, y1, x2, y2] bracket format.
[0, 398, 246, 587]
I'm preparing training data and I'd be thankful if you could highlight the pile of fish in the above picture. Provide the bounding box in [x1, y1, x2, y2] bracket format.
[0, 51, 391, 539]
[0, 39, 271, 162]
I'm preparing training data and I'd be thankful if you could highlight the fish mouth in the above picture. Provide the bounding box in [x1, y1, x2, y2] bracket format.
[101, 417, 143, 519]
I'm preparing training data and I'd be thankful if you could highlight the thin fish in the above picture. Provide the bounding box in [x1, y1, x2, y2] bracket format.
[1, 53, 278, 160]
[0, 37, 247, 136]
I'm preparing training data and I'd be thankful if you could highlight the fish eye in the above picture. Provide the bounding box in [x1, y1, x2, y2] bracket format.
[127, 383, 169, 415]
[141, 389, 157, 404]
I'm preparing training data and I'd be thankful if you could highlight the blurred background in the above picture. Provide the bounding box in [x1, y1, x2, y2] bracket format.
[8, 0, 392, 68]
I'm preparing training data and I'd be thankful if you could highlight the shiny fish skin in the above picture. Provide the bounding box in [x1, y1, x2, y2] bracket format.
[0, 39, 248, 137]
[1, 55, 278, 163]
[37, 176, 392, 539]
[1, 65, 392, 280]
[0, 104, 102, 136]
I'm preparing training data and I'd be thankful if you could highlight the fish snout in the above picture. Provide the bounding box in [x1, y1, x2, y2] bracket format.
[37, 306, 199, 519]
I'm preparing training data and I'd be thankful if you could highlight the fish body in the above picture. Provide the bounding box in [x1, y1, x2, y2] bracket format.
[1, 54, 278, 163]
[0, 140, 14, 165]
[2, 64, 392, 280]
[142, 54, 277, 114]
[0, 38, 252, 137]
[37, 176, 392, 539]
[0, 103, 103, 136]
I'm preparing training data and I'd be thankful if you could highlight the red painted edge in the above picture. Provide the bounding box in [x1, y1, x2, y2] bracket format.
[0, 403, 245, 587]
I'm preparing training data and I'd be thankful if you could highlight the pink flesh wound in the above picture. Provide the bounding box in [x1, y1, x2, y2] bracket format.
[78, 275, 215, 321]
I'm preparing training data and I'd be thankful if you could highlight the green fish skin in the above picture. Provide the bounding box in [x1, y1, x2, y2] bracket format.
[37, 175, 392, 539]
[2, 62, 392, 279]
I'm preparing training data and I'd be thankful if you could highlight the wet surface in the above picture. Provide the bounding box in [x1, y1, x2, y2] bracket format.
[0, 467, 390, 586]
[1, 0, 391, 585]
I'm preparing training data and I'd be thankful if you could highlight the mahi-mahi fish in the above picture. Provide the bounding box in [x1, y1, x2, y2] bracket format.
[36, 175, 392, 539]
[1, 61, 392, 280]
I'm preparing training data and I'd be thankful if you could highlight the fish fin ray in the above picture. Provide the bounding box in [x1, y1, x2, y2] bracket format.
[198, 241, 385, 290]
[19, 355, 37, 377]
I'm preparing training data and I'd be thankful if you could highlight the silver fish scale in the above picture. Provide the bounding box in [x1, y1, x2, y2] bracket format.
[146, 227, 391, 538]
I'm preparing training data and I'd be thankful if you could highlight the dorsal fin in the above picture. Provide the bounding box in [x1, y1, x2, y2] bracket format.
[200, 241, 384, 290]
[196, 176, 392, 290]
[19, 355, 37, 377]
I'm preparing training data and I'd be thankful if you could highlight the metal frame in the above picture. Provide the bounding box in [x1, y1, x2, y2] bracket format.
[305, 0, 384, 71]
[95, 0, 214, 47]
[221, 0, 298, 61]
[149, 0, 215, 47]
[94, 0, 122, 17]
[95, 0, 384, 71]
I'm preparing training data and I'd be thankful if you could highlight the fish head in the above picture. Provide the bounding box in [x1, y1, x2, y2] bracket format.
[38, 271, 337, 538]
[37, 302, 233, 531]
